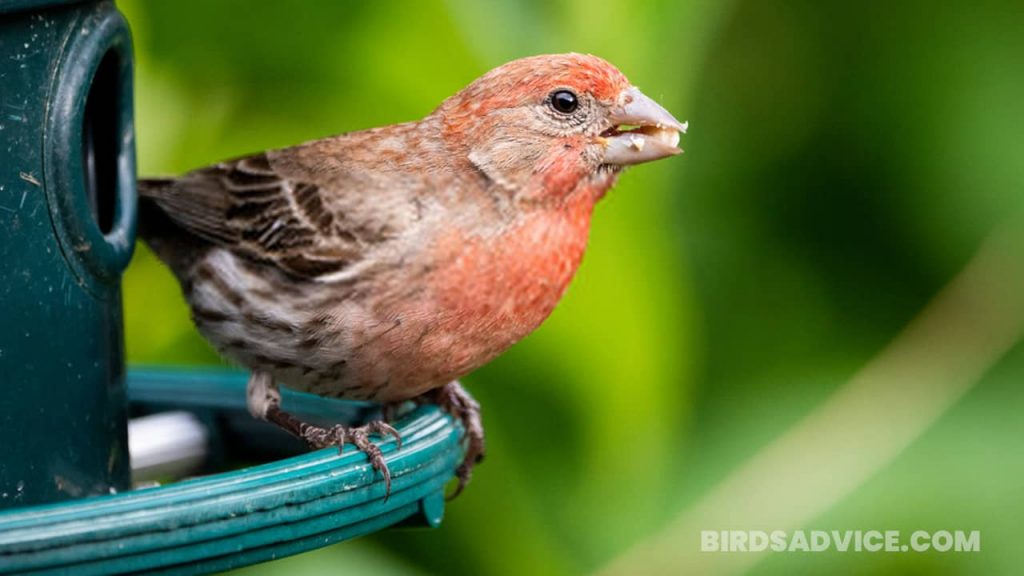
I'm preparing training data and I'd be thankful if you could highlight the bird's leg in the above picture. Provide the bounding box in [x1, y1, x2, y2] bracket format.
[418, 380, 485, 499]
[246, 371, 403, 495]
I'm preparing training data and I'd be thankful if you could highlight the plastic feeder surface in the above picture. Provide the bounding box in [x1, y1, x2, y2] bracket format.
[0, 0, 137, 507]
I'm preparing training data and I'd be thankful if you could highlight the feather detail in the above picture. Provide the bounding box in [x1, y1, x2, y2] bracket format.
[140, 152, 372, 279]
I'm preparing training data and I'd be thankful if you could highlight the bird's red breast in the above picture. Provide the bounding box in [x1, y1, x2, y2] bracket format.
[427, 186, 602, 373]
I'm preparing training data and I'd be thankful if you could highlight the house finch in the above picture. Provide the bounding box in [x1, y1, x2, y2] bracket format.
[139, 53, 686, 496]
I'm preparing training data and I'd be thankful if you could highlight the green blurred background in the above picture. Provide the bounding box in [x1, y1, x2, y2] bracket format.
[118, 0, 1024, 574]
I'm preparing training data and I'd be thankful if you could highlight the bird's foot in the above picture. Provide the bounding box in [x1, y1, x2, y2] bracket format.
[266, 405, 402, 496]
[423, 381, 485, 499]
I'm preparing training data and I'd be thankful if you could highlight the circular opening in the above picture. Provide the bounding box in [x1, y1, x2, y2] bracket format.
[83, 49, 120, 235]
[44, 5, 137, 292]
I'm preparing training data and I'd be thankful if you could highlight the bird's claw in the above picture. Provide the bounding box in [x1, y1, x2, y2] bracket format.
[300, 419, 403, 497]
[428, 381, 485, 499]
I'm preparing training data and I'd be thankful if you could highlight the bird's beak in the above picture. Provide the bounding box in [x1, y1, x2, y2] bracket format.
[599, 86, 687, 166]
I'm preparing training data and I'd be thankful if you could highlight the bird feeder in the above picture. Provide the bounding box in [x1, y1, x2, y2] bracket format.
[0, 1, 462, 572]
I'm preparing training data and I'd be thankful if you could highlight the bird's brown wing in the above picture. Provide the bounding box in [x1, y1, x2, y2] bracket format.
[139, 151, 366, 279]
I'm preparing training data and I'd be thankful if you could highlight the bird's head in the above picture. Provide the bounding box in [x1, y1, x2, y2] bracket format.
[436, 53, 686, 203]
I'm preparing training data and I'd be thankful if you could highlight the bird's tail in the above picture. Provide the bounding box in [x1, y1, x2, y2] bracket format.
[137, 178, 208, 277]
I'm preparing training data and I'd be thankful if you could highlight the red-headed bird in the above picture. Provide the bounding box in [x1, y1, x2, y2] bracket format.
[139, 53, 686, 496]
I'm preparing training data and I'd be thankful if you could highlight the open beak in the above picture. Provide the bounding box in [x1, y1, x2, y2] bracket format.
[600, 86, 687, 166]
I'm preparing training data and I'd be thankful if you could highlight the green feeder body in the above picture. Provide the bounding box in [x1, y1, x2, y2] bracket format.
[0, 0, 137, 509]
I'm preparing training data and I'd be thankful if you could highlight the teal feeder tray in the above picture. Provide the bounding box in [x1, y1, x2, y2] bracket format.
[0, 2, 463, 573]
[0, 368, 461, 574]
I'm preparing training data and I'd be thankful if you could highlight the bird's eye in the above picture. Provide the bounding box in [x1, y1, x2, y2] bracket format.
[549, 89, 579, 114]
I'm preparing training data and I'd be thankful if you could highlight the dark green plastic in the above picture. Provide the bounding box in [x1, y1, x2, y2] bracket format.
[0, 368, 461, 575]
[0, 0, 136, 508]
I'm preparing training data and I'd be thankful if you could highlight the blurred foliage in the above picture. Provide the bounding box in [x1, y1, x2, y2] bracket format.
[119, 0, 1023, 574]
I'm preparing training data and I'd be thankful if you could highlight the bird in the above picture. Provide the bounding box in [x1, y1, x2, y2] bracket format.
[138, 53, 686, 497]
